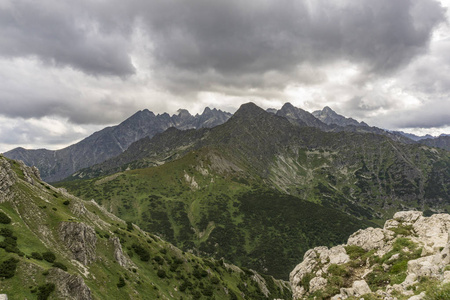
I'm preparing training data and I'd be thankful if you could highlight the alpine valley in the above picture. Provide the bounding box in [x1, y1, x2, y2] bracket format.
[2, 103, 450, 299]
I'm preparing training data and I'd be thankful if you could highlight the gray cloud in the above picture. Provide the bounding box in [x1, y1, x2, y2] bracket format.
[0, 116, 104, 152]
[0, 1, 135, 76]
[0, 0, 445, 88]
[138, 0, 445, 92]
[0, 0, 449, 151]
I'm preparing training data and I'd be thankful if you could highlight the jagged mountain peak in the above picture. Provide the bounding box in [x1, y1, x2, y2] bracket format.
[233, 102, 267, 117]
[276, 102, 328, 129]
[4, 106, 232, 182]
[313, 106, 368, 127]
[175, 108, 191, 116]
[281, 102, 295, 109]
[322, 105, 335, 113]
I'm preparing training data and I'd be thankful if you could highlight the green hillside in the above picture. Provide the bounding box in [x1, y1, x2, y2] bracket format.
[0, 154, 290, 299]
[58, 148, 375, 280]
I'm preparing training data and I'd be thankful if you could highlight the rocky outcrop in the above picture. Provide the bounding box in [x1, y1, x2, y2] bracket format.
[110, 236, 133, 268]
[290, 211, 450, 299]
[49, 268, 92, 300]
[0, 156, 17, 203]
[0, 156, 41, 203]
[59, 222, 97, 265]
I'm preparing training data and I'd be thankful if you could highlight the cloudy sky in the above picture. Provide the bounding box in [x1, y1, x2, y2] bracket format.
[1, 0, 450, 152]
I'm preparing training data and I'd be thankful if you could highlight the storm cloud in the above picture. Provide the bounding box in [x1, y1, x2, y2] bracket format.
[0, 0, 445, 87]
[0, 0, 449, 152]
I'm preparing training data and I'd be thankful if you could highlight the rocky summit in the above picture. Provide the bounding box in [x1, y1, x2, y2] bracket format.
[290, 211, 450, 299]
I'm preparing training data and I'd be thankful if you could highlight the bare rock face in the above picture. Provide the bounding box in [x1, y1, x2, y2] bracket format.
[49, 268, 92, 300]
[0, 156, 17, 203]
[290, 211, 450, 300]
[110, 236, 133, 268]
[16, 160, 41, 185]
[309, 276, 327, 293]
[59, 222, 97, 265]
[289, 245, 350, 299]
[347, 227, 395, 255]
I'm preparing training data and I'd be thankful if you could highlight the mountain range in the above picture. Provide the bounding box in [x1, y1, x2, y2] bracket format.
[2, 101, 450, 297]
[3, 107, 231, 182]
[4, 102, 445, 183]
[51, 102, 450, 281]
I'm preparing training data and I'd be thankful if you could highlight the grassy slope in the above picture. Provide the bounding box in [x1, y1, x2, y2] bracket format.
[0, 155, 291, 300]
[58, 149, 374, 280]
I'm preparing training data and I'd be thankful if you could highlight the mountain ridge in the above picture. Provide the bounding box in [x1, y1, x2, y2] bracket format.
[3, 108, 232, 182]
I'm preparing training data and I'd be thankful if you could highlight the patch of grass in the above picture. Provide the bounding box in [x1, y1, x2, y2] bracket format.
[328, 263, 350, 277]
[426, 282, 450, 299]
[300, 272, 315, 292]
[345, 245, 367, 260]
[388, 224, 414, 236]
[367, 237, 421, 290]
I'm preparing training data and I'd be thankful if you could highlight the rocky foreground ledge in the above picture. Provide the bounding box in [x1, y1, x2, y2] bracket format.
[290, 211, 450, 300]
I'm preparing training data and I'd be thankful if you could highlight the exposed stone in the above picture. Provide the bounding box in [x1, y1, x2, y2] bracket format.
[290, 245, 351, 299]
[443, 271, 450, 283]
[393, 211, 423, 223]
[110, 236, 133, 268]
[309, 276, 327, 293]
[70, 201, 88, 216]
[0, 294, 8, 300]
[17, 160, 39, 185]
[412, 214, 450, 253]
[59, 222, 97, 265]
[352, 280, 371, 296]
[290, 248, 320, 299]
[322, 245, 350, 265]
[347, 227, 394, 252]
[49, 268, 92, 300]
[0, 157, 16, 203]
[338, 280, 371, 298]
[408, 292, 426, 300]
[290, 211, 450, 300]
[250, 271, 270, 298]
[408, 256, 440, 278]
